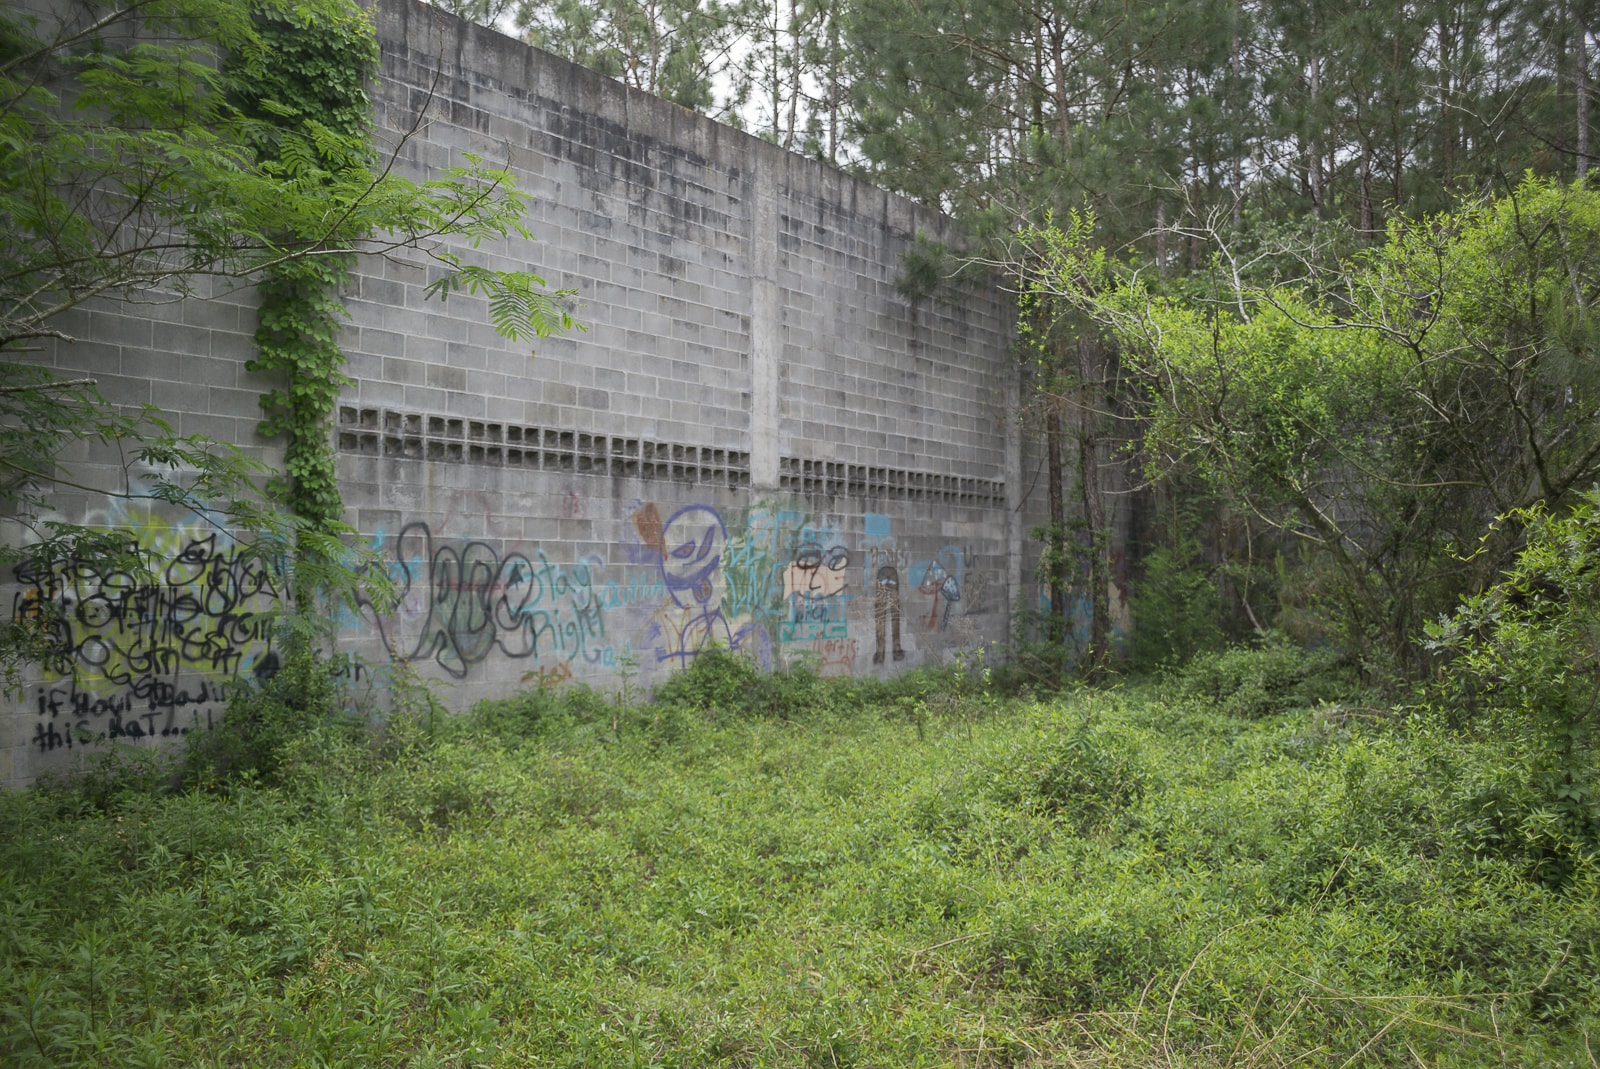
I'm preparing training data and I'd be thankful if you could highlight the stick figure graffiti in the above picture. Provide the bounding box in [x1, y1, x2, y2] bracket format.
[872, 565, 904, 664]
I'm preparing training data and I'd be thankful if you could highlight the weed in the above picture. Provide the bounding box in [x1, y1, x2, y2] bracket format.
[1030, 723, 1148, 833]
[1174, 631, 1355, 718]
[180, 642, 361, 790]
[3, 673, 1598, 1066]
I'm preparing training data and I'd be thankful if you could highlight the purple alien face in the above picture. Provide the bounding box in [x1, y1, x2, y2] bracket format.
[660, 505, 728, 609]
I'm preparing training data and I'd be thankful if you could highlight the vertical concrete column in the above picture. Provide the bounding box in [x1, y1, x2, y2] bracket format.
[1004, 368, 1024, 627]
[749, 155, 781, 491]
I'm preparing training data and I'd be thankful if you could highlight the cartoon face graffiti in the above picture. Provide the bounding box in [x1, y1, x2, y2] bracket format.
[660, 505, 729, 610]
[645, 504, 773, 668]
[782, 540, 850, 621]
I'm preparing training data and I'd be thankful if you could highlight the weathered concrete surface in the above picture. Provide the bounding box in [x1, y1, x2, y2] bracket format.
[1, 0, 1034, 787]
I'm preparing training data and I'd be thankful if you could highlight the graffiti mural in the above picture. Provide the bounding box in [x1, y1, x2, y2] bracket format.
[811, 636, 858, 677]
[636, 504, 767, 668]
[375, 522, 605, 678]
[6, 490, 1000, 772]
[910, 547, 964, 630]
[872, 565, 905, 663]
[522, 660, 574, 688]
[862, 513, 908, 664]
[779, 537, 851, 642]
[11, 517, 279, 754]
[721, 506, 795, 624]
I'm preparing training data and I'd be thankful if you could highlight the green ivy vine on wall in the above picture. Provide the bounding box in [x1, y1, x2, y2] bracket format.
[229, 0, 578, 539]
[232, 0, 379, 535]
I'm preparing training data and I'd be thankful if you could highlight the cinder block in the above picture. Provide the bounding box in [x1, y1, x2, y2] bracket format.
[360, 379, 406, 406]
[401, 384, 448, 411]
[360, 327, 409, 357]
[151, 321, 214, 358]
[450, 341, 493, 371]
[343, 350, 382, 381]
[427, 364, 468, 391]
[119, 348, 182, 381]
[211, 331, 257, 363]
[466, 371, 509, 397]
[357, 276, 408, 308]
[209, 386, 264, 419]
[444, 391, 485, 417]
[180, 299, 243, 332]
[404, 333, 448, 363]
[90, 310, 155, 348]
[179, 411, 244, 443]
[44, 339, 119, 381]
[89, 372, 153, 408]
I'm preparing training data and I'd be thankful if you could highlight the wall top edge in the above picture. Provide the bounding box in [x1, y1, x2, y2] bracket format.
[374, 0, 962, 243]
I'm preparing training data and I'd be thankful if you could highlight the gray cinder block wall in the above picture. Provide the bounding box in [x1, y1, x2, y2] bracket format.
[0, 0, 1043, 787]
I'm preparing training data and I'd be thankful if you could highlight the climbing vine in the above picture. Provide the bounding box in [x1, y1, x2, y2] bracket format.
[252, 255, 351, 532]
[227, 0, 578, 544]
[232, 0, 378, 535]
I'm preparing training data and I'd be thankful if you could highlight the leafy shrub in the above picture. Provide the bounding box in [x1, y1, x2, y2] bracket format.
[376, 742, 530, 833]
[1427, 492, 1600, 754]
[740, 660, 842, 721]
[1175, 632, 1354, 717]
[653, 646, 856, 722]
[1129, 540, 1227, 670]
[181, 645, 362, 789]
[651, 645, 762, 714]
[372, 660, 450, 758]
[988, 637, 1076, 694]
[469, 683, 613, 743]
[33, 743, 176, 812]
[1030, 724, 1148, 832]
[1425, 492, 1600, 885]
[1449, 755, 1600, 889]
[978, 882, 1180, 1012]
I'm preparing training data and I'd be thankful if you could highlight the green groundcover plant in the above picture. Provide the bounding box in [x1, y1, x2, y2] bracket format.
[2, 650, 1596, 1067]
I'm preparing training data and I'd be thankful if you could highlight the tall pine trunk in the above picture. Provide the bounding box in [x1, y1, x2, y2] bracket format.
[1308, 54, 1324, 220]
[1579, 19, 1591, 179]
[1045, 408, 1068, 646]
[1075, 335, 1111, 679]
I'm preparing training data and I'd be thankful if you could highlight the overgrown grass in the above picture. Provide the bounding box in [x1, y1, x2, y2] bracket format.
[2, 659, 1597, 1066]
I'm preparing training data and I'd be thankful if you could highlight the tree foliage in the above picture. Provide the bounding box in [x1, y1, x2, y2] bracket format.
[512, 0, 744, 113]
[1025, 177, 1600, 675]
[1425, 492, 1600, 884]
[0, 0, 570, 353]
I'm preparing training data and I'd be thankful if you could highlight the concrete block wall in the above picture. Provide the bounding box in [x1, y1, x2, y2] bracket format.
[328, 0, 1026, 706]
[333, 455, 1013, 712]
[0, 0, 1029, 787]
[773, 174, 1009, 480]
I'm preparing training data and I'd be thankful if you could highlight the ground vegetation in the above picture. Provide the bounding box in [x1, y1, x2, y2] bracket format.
[2, 654, 1596, 1066]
